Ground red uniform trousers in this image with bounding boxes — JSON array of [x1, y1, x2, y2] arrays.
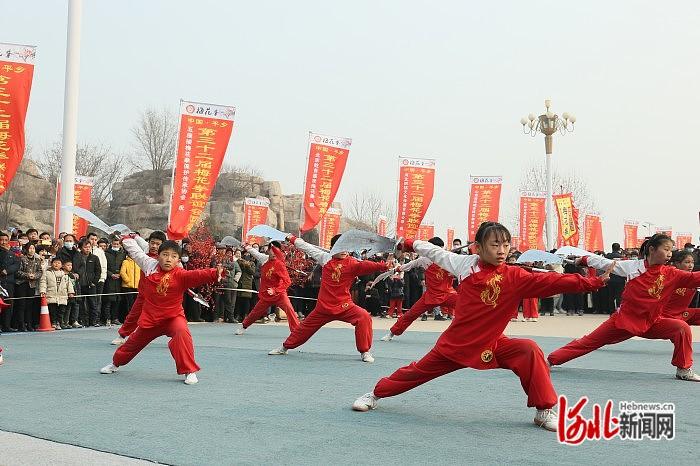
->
[[374, 336, 557, 409], [387, 298, 404, 317], [118, 294, 144, 338], [283, 304, 373, 353], [113, 314, 200, 374], [242, 294, 300, 330], [390, 293, 458, 336], [522, 298, 539, 319], [548, 317, 693, 369]]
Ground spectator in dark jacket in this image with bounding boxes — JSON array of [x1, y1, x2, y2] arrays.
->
[[605, 242, 626, 312], [56, 234, 80, 267], [102, 237, 126, 325], [74, 238, 102, 326], [0, 230, 21, 332]]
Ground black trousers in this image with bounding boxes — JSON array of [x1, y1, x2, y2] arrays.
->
[[1, 282, 15, 331], [80, 285, 98, 325]]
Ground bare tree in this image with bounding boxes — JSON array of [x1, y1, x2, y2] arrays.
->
[[34, 141, 131, 214], [346, 190, 395, 234], [0, 143, 32, 229], [519, 161, 597, 214], [131, 107, 178, 171], [217, 163, 264, 199]]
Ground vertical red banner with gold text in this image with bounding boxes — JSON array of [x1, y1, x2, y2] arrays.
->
[[301, 133, 351, 232], [319, 207, 341, 249], [468, 176, 503, 241], [655, 226, 672, 238], [416, 223, 434, 241], [167, 100, 235, 240], [377, 215, 388, 237], [0, 43, 36, 195], [446, 227, 455, 249], [676, 232, 693, 249], [553, 193, 579, 247], [396, 157, 436, 239], [623, 221, 639, 250], [242, 197, 270, 245], [583, 214, 604, 252], [518, 191, 546, 252], [53, 176, 94, 237]]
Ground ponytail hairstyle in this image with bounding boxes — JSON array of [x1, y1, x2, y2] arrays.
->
[[474, 221, 511, 246], [671, 249, 694, 265], [639, 234, 674, 259]]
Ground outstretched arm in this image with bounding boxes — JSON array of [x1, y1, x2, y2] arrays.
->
[[122, 237, 158, 276], [409, 239, 478, 278], [288, 235, 332, 266], [398, 256, 432, 272], [245, 245, 269, 265], [182, 268, 221, 289], [515, 266, 606, 299], [579, 255, 639, 279]]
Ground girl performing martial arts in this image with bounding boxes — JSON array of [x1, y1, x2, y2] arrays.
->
[[380, 237, 457, 341], [661, 249, 700, 326], [267, 233, 390, 363], [100, 236, 224, 385], [548, 234, 700, 382], [234, 241, 299, 335], [353, 222, 611, 431]]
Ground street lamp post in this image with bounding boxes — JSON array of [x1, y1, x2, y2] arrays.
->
[[520, 100, 576, 250]]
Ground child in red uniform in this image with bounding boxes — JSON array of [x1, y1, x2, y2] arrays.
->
[[385, 256, 405, 318], [548, 234, 700, 382], [268, 233, 390, 363], [353, 222, 611, 431], [662, 249, 700, 325], [110, 231, 166, 346], [522, 297, 540, 321], [380, 237, 457, 341], [100, 237, 223, 385], [235, 241, 299, 335]]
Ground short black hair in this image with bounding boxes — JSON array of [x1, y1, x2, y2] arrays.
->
[[428, 237, 444, 247], [474, 222, 511, 245], [158, 240, 181, 256], [330, 234, 342, 248], [51, 256, 63, 264], [40, 231, 51, 238], [78, 239, 91, 250], [0, 231, 8, 239], [97, 238, 109, 245], [63, 234, 76, 242], [672, 249, 694, 264], [62, 259, 72, 265], [87, 232, 98, 239], [26, 228, 38, 235], [149, 230, 167, 243], [269, 240, 282, 249]]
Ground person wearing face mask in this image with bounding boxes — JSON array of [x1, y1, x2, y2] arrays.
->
[[56, 234, 80, 268], [103, 237, 126, 326]]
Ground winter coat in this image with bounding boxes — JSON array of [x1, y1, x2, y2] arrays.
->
[[105, 247, 127, 294], [0, 247, 21, 287], [388, 274, 405, 299], [120, 256, 141, 289], [74, 252, 102, 288], [40, 269, 75, 305], [16, 254, 43, 289], [237, 259, 255, 298]]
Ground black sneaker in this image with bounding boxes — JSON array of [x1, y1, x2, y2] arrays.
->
[[420, 314, 428, 321], [434, 315, 446, 321]]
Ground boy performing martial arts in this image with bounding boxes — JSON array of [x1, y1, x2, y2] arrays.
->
[[380, 237, 457, 341], [234, 241, 299, 335], [352, 222, 612, 431], [268, 233, 390, 363], [100, 236, 224, 384]]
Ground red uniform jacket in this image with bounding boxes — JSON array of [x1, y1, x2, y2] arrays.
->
[[582, 255, 700, 334], [409, 239, 605, 369], [291, 236, 389, 313], [246, 245, 291, 300], [661, 285, 697, 320], [400, 257, 456, 305]]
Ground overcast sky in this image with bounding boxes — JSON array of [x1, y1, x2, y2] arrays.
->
[[5, 0, 700, 246]]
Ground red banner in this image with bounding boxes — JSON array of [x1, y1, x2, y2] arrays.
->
[[377, 215, 388, 237], [301, 132, 351, 232], [518, 191, 546, 252], [623, 221, 639, 250], [553, 193, 579, 247], [0, 43, 36, 196], [396, 157, 436, 239], [446, 227, 455, 249], [167, 100, 235, 240], [468, 176, 503, 241], [655, 226, 672, 238], [243, 197, 270, 245], [583, 214, 604, 252], [676, 232, 693, 249], [319, 207, 341, 249], [416, 223, 435, 241], [53, 176, 94, 237]]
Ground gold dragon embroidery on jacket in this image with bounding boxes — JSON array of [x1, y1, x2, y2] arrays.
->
[[331, 263, 343, 282], [265, 267, 275, 279], [648, 274, 665, 300], [675, 287, 686, 296], [480, 274, 502, 308]]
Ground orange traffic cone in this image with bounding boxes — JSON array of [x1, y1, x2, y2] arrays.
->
[[37, 296, 54, 332]]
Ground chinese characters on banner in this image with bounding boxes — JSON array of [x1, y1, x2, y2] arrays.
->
[[53, 176, 94, 238], [518, 191, 546, 252], [301, 132, 351, 232], [0, 43, 36, 196], [655, 226, 673, 238], [467, 176, 503, 241], [583, 214, 604, 252], [319, 207, 342, 249], [377, 215, 388, 237], [553, 193, 579, 247], [396, 157, 436, 239], [167, 100, 235, 240], [416, 223, 434, 241], [242, 197, 270, 245], [676, 232, 693, 249], [623, 221, 639, 250], [446, 227, 455, 249]]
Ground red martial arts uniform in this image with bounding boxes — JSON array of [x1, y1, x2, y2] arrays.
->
[[390, 257, 458, 336], [522, 298, 539, 319], [548, 255, 700, 369], [112, 238, 220, 374], [242, 245, 299, 330], [373, 240, 605, 409], [282, 236, 389, 353], [662, 286, 700, 325]]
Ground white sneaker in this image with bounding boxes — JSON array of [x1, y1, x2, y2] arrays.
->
[[510, 318, 519, 322], [100, 363, 119, 374], [234, 325, 245, 336], [184, 373, 198, 385], [531, 318, 539, 322], [534, 408, 558, 432], [111, 336, 126, 345], [268, 346, 288, 355], [0, 354, 4, 365], [676, 367, 700, 382], [352, 392, 379, 412], [361, 352, 375, 363], [380, 332, 394, 342]]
